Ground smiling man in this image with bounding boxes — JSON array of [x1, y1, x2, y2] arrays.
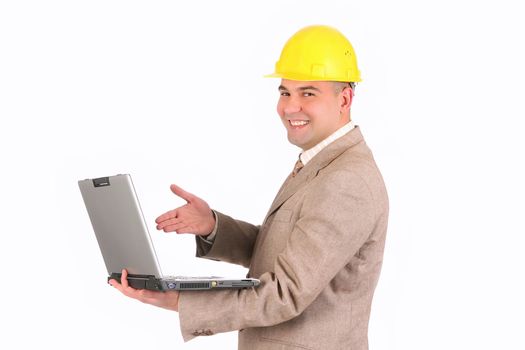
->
[[110, 25, 389, 350]]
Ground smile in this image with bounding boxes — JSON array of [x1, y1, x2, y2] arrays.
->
[[289, 120, 310, 127]]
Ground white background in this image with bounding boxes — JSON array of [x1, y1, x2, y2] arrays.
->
[[1, 1, 524, 349]]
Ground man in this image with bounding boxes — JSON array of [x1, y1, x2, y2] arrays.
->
[[110, 25, 388, 350]]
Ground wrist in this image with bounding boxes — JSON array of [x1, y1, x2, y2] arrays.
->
[[204, 210, 219, 241]]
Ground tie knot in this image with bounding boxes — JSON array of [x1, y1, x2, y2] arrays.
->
[[292, 158, 304, 177]]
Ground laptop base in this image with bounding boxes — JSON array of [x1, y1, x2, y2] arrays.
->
[[108, 272, 260, 291]]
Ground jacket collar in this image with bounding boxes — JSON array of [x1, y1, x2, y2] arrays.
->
[[265, 126, 365, 220]]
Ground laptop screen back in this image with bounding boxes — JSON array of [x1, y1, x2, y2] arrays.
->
[[78, 174, 163, 278]]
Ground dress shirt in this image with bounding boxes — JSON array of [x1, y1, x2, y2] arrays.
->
[[300, 120, 355, 165]]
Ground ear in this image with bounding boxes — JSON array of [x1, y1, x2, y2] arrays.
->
[[339, 86, 353, 114]]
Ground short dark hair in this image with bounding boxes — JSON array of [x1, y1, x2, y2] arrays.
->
[[333, 81, 356, 94]]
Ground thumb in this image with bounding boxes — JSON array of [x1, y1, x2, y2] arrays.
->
[[170, 184, 195, 203]]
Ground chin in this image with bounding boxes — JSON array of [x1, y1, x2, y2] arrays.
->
[[287, 136, 301, 148]]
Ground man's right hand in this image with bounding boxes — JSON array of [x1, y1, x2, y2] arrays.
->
[[155, 184, 216, 236]]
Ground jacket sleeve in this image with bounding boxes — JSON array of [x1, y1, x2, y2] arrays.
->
[[195, 211, 260, 268], [179, 170, 378, 342]]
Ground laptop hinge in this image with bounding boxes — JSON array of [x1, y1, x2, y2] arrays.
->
[[108, 273, 163, 291]]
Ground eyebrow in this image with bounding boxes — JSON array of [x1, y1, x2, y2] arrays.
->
[[278, 85, 321, 92]]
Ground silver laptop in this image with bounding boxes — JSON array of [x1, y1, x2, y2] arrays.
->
[[78, 174, 260, 291]]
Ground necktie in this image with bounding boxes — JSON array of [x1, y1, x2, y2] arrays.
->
[[292, 157, 304, 177]]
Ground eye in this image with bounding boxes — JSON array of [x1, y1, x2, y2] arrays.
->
[[302, 92, 315, 97], [280, 91, 290, 96]]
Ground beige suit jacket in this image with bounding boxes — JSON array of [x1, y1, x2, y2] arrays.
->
[[178, 127, 389, 350]]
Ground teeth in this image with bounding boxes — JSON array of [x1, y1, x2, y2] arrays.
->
[[290, 120, 309, 126]]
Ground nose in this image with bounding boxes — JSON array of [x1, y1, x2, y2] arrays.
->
[[279, 96, 302, 115]]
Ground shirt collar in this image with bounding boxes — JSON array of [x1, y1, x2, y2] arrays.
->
[[300, 121, 355, 166]]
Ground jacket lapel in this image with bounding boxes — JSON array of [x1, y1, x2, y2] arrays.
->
[[264, 126, 365, 220]]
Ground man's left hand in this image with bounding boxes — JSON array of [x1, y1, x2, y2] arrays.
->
[[109, 269, 179, 312]]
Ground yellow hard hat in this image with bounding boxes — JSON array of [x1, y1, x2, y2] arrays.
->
[[266, 25, 361, 82]]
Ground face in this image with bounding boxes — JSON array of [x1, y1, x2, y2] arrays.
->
[[277, 79, 353, 151]]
